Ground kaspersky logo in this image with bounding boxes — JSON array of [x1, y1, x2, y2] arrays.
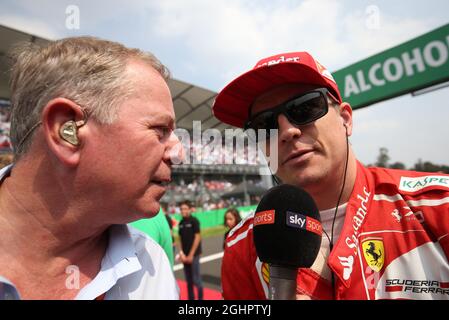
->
[[399, 175, 449, 192]]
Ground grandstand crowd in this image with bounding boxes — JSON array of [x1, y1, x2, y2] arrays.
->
[[163, 177, 263, 212], [0, 103, 12, 169], [182, 136, 263, 165], [0, 103, 11, 152]]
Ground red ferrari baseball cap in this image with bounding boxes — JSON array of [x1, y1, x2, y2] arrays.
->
[[212, 52, 342, 128]]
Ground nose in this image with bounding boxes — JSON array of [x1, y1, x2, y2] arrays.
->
[[278, 114, 302, 143], [164, 131, 185, 165]]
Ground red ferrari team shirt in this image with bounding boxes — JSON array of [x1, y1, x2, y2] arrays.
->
[[222, 161, 449, 300]]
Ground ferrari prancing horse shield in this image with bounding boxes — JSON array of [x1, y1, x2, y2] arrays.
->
[[362, 239, 385, 272]]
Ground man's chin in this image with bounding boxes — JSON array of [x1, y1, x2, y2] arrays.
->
[[126, 202, 161, 222], [141, 203, 161, 218]]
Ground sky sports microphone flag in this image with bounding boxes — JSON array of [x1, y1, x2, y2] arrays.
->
[[253, 184, 322, 299]]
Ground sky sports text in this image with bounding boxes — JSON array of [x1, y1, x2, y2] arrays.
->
[[286, 211, 322, 236]]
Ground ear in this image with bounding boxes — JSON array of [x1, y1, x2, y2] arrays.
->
[[339, 102, 353, 137], [41, 98, 86, 167]]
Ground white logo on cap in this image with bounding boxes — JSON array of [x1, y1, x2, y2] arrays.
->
[[315, 60, 337, 83], [256, 56, 300, 68], [322, 69, 336, 83]]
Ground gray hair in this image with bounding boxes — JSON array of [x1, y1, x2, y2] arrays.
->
[[8, 36, 170, 159]]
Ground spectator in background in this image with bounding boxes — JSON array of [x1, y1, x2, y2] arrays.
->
[[223, 208, 241, 249], [178, 200, 203, 300]]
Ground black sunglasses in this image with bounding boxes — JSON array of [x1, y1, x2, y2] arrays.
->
[[244, 88, 333, 137]]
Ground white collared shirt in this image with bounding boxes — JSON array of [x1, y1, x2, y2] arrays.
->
[[0, 164, 179, 300], [76, 224, 179, 300]]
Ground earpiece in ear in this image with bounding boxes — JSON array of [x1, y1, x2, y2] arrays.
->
[[59, 120, 79, 146]]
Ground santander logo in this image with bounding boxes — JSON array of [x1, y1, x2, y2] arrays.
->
[[256, 56, 300, 68], [345, 186, 371, 256], [338, 256, 354, 280]]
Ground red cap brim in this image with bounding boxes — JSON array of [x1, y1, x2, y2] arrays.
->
[[213, 61, 341, 128]]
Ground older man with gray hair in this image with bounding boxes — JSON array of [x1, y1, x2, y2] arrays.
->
[[0, 37, 182, 299]]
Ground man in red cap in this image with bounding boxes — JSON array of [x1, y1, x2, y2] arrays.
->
[[214, 52, 449, 300]]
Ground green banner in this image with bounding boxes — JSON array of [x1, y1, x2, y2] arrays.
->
[[333, 23, 449, 109]]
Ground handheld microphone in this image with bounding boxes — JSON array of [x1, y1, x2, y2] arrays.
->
[[0, 276, 20, 300], [253, 184, 322, 300]]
